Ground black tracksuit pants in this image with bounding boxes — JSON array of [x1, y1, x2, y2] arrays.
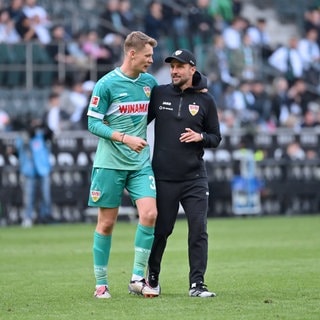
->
[[148, 178, 209, 286]]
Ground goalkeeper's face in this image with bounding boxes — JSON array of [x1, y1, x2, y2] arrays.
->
[[131, 44, 154, 74]]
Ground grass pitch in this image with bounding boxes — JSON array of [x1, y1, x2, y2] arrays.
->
[[0, 215, 319, 320]]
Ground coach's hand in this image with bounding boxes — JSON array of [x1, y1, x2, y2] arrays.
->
[[180, 128, 203, 143]]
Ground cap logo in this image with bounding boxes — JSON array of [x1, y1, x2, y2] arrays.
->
[[174, 50, 183, 56]]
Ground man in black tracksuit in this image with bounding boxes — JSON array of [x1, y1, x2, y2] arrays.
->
[[147, 49, 222, 297]]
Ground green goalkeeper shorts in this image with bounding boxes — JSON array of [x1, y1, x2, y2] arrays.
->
[[88, 166, 156, 208]]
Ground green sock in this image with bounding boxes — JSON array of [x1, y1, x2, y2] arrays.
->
[[132, 224, 154, 278], [93, 231, 111, 286]]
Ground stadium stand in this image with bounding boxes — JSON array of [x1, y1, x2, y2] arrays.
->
[[1, 129, 320, 225]]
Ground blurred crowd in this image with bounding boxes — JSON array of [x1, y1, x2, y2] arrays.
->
[[1, 0, 320, 136]]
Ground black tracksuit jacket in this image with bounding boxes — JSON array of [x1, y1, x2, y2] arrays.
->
[[148, 71, 222, 181]]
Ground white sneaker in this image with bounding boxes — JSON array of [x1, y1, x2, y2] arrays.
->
[[21, 218, 33, 228], [150, 284, 161, 295], [94, 285, 111, 298], [189, 282, 216, 298], [128, 279, 159, 298]]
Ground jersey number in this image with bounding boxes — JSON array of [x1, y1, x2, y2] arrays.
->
[[149, 175, 156, 190]]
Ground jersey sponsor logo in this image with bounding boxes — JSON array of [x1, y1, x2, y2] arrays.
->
[[143, 86, 151, 97], [189, 104, 199, 116], [90, 190, 101, 202], [159, 101, 173, 111], [118, 102, 148, 113], [90, 96, 100, 107], [159, 105, 173, 111]]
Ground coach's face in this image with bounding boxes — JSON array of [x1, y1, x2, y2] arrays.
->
[[131, 44, 154, 74], [169, 61, 196, 91]]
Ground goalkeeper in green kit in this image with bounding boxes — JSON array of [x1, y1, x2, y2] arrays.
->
[[86, 31, 159, 298]]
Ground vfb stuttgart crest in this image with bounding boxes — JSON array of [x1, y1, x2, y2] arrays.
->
[[143, 86, 151, 97], [189, 104, 199, 116], [91, 190, 101, 202]]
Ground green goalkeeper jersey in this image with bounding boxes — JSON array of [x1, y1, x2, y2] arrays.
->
[[87, 67, 158, 170]]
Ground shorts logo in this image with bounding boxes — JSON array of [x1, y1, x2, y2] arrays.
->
[[189, 104, 199, 116], [90, 96, 100, 107], [91, 190, 101, 202], [143, 86, 151, 97]]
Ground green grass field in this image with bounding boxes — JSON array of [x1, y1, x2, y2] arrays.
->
[[1, 215, 319, 320]]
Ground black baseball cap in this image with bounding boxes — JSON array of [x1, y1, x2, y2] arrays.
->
[[165, 49, 196, 66]]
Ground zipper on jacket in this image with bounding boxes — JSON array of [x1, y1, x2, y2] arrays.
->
[[177, 95, 183, 118]]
